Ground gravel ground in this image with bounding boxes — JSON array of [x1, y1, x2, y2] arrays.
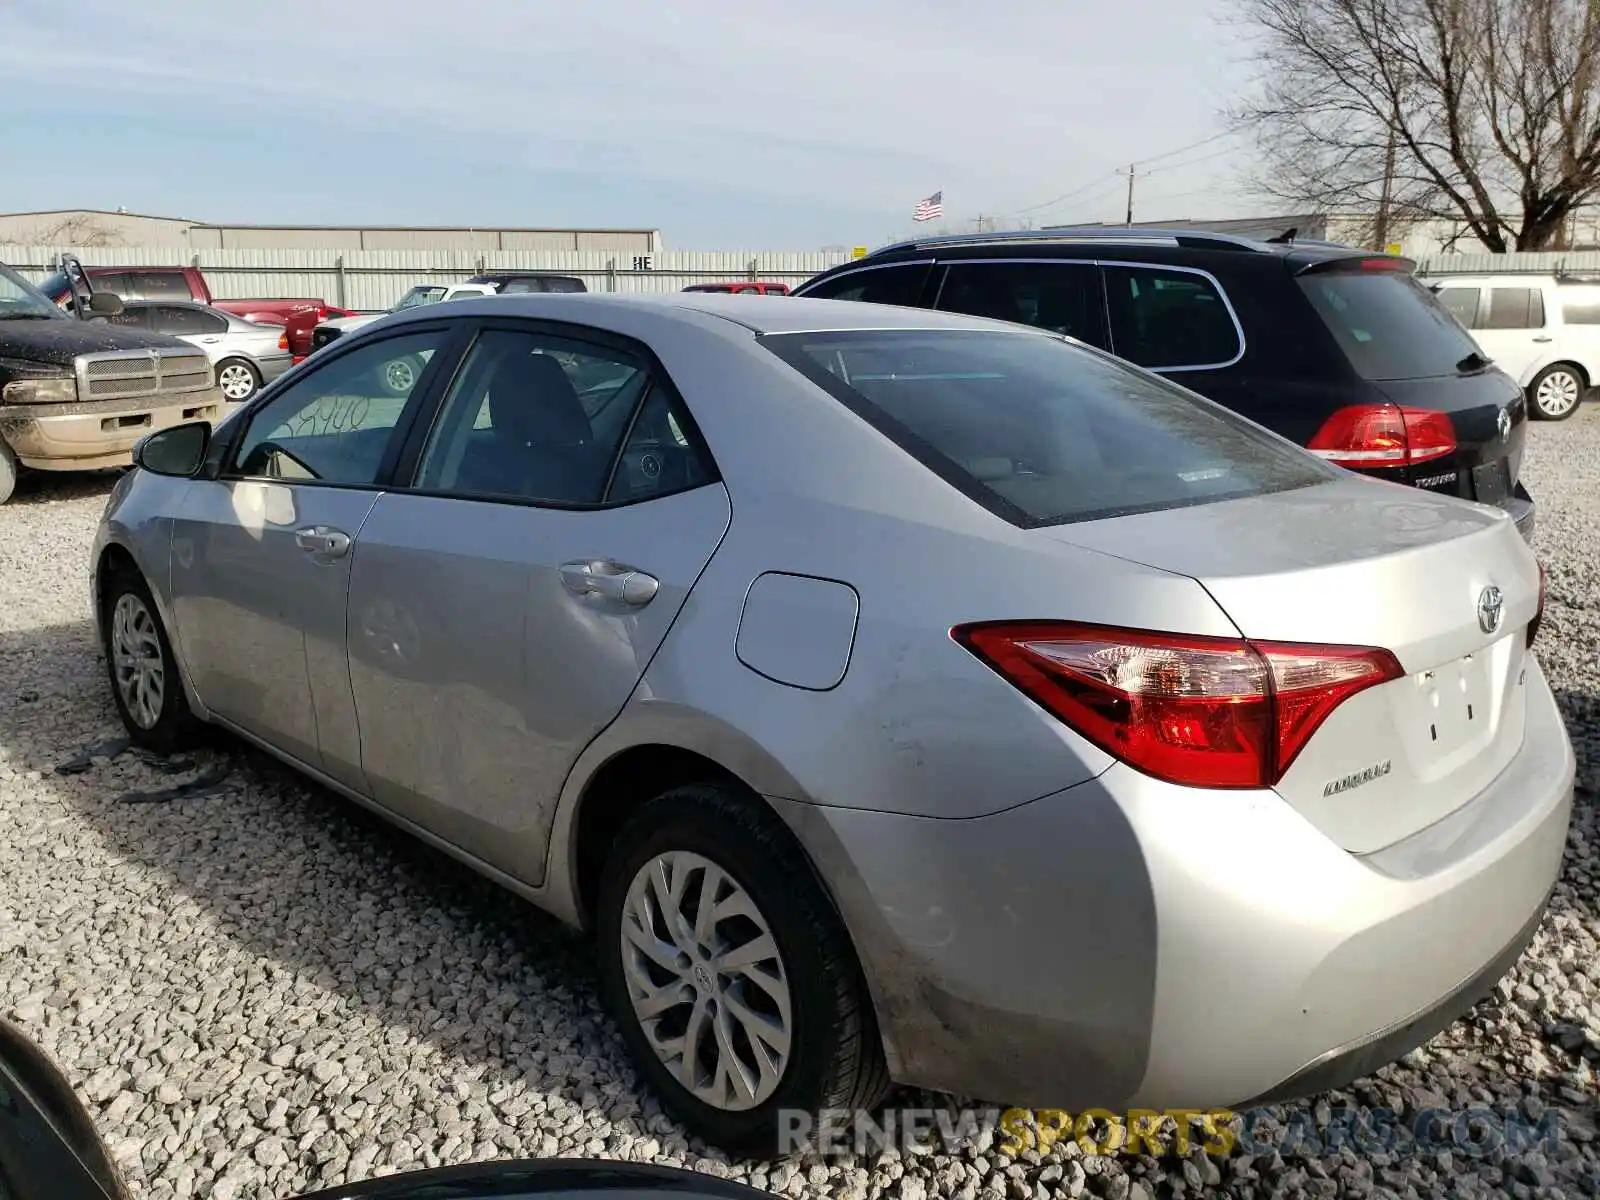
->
[[1, 414, 1597, 1200]]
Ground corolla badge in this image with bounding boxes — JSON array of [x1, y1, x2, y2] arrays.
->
[[1497, 407, 1512, 440], [1477, 584, 1504, 635]]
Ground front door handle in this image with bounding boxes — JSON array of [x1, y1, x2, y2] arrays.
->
[[559, 560, 659, 606], [201, 336, 222, 343], [295, 525, 352, 560], [1532, 335, 1553, 343]]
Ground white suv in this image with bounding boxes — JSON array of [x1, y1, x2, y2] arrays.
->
[[1428, 273, 1600, 420]]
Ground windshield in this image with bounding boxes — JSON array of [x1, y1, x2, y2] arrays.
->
[[0, 264, 70, 320], [1296, 268, 1485, 381], [394, 286, 447, 310], [761, 328, 1337, 527]]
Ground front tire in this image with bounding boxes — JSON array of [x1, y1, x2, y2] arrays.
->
[[595, 784, 889, 1157], [1528, 362, 1585, 420], [101, 563, 201, 754], [216, 358, 261, 402]]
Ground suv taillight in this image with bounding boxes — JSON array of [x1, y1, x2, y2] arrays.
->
[[1528, 561, 1548, 649], [1307, 403, 1457, 467], [953, 621, 1404, 789]]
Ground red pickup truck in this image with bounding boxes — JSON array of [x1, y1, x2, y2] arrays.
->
[[35, 264, 353, 361]]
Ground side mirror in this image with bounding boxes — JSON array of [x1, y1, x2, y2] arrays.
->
[[133, 422, 210, 477], [87, 292, 124, 317]]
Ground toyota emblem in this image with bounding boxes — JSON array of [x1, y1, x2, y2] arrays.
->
[[1496, 407, 1512, 440], [1477, 585, 1504, 635]]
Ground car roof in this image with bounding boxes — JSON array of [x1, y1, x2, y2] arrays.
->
[[833, 227, 1395, 273], [378, 290, 1058, 337]]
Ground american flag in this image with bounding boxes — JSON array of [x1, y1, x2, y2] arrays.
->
[[912, 191, 944, 222]]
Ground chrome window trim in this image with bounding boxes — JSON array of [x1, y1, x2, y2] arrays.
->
[[791, 258, 936, 298], [928, 256, 1247, 373]]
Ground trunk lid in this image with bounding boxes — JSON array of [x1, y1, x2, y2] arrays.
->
[[1047, 476, 1541, 852]]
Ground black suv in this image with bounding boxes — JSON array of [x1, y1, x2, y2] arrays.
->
[[794, 228, 1535, 540]]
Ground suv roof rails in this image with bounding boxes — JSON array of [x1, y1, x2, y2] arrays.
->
[[864, 226, 1272, 257]]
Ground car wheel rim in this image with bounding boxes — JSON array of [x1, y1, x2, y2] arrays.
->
[[1536, 370, 1580, 415], [385, 360, 415, 392], [218, 364, 255, 400], [111, 593, 165, 730], [620, 850, 792, 1112]]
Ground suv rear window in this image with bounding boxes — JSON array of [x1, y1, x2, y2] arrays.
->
[[1296, 269, 1484, 381], [760, 328, 1335, 527]]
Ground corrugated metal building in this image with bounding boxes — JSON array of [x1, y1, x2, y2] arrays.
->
[[0, 210, 661, 254]]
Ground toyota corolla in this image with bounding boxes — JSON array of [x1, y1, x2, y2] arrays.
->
[[91, 293, 1574, 1155]]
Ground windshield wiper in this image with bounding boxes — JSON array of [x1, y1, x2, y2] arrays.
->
[[0, 311, 64, 320], [1456, 350, 1491, 372]]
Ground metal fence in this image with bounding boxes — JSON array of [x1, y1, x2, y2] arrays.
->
[[10, 243, 1600, 311], [2, 246, 855, 312]]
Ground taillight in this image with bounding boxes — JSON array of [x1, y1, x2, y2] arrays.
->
[[1528, 561, 1547, 649], [278, 333, 290, 350], [1307, 403, 1456, 467], [953, 621, 1404, 789]]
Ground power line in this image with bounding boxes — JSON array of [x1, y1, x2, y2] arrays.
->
[[1131, 129, 1239, 169], [1012, 129, 1244, 219], [1140, 144, 1240, 177]]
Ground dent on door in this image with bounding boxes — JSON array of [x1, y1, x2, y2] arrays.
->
[[344, 484, 733, 887]]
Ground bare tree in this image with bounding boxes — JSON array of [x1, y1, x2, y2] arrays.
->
[[1228, 0, 1600, 251], [15, 215, 126, 247]]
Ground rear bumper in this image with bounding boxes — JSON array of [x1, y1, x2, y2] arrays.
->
[[257, 354, 294, 385], [778, 656, 1574, 1109], [0, 390, 234, 470]]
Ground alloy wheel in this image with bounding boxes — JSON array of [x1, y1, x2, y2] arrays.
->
[[111, 593, 165, 730], [619, 850, 793, 1112], [217, 362, 257, 401], [384, 359, 416, 393], [1535, 369, 1581, 418]]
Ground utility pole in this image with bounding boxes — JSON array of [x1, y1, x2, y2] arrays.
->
[[1121, 164, 1136, 225], [1374, 118, 1398, 251]]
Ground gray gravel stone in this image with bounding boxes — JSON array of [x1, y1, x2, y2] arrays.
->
[[0, 414, 1598, 1200]]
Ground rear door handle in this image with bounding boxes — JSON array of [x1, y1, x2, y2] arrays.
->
[[295, 525, 352, 560], [559, 560, 659, 606], [1532, 335, 1553, 343], [201, 336, 222, 343]]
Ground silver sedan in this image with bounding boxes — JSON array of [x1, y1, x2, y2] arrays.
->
[[91, 293, 1575, 1155], [111, 300, 294, 401]]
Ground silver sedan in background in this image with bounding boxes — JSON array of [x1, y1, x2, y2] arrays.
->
[[91, 293, 1574, 1155], [111, 300, 294, 402]]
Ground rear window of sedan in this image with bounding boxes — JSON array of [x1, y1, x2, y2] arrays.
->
[[759, 328, 1337, 527]]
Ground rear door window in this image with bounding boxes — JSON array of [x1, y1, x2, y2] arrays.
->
[[934, 261, 1108, 348], [759, 328, 1335, 527], [152, 305, 228, 335], [1103, 266, 1241, 369], [798, 263, 933, 307], [1295, 268, 1486, 381], [1483, 287, 1545, 329], [133, 271, 196, 302], [1434, 286, 1483, 329]]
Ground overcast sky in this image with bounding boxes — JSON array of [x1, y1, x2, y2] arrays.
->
[[3, 0, 1265, 248]]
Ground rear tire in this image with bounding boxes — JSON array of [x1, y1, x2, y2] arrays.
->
[[0, 438, 16, 505], [216, 358, 261, 402], [595, 784, 890, 1157], [1528, 363, 1585, 420], [101, 562, 201, 754]]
